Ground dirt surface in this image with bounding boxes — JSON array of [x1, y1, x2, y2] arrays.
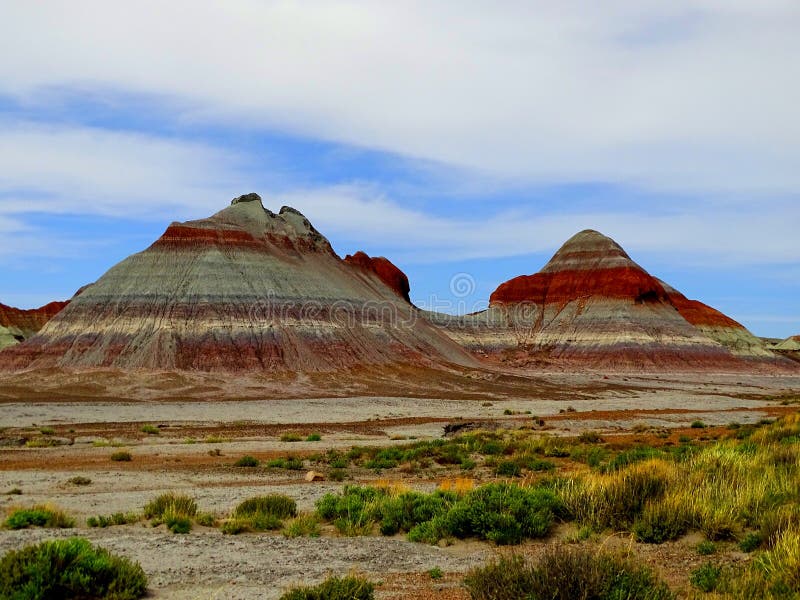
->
[[1, 369, 799, 598]]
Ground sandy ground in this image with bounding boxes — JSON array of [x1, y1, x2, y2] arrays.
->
[[0, 527, 489, 599], [1, 370, 799, 598]]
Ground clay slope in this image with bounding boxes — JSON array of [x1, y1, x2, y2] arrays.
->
[[0, 194, 475, 372], [431, 230, 790, 371], [0, 301, 69, 349]]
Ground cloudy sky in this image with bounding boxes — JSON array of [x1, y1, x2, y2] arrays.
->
[[1, 1, 798, 337]]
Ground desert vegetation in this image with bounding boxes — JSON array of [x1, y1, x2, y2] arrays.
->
[[2, 410, 797, 597], [0, 537, 147, 599]]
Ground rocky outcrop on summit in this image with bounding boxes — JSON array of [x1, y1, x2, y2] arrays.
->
[[344, 252, 411, 303], [0, 194, 475, 372], [432, 230, 788, 370], [0, 301, 69, 349]]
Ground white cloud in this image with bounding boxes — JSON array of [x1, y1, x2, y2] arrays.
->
[[0, 121, 244, 220], [280, 184, 800, 266], [1, 1, 799, 194]]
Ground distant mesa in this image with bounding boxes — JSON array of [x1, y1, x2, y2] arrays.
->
[[344, 251, 411, 303], [432, 229, 793, 371], [0, 195, 474, 372]]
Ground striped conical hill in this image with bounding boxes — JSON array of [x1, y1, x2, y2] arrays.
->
[[431, 230, 792, 371], [0, 194, 475, 372]]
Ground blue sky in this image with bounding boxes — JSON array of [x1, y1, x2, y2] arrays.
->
[[0, 1, 798, 337]]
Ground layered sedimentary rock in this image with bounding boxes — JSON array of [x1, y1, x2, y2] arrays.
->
[[772, 336, 800, 364], [657, 282, 772, 357], [432, 230, 787, 370], [344, 251, 411, 303], [0, 194, 474, 372], [775, 336, 800, 352], [0, 301, 69, 349]]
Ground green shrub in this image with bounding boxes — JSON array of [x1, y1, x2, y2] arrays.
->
[[67, 476, 92, 486], [110, 451, 132, 462], [195, 512, 216, 527], [739, 532, 762, 553], [697, 541, 717, 556], [143, 492, 198, 520], [578, 431, 604, 444], [496, 460, 521, 477], [690, 563, 722, 593], [280, 575, 374, 600], [221, 518, 250, 535], [234, 455, 259, 467], [280, 433, 302, 442], [691, 421, 707, 429], [439, 483, 560, 545], [306, 433, 322, 442], [464, 548, 673, 600], [0, 537, 147, 600], [140, 425, 160, 435], [4, 506, 74, 530], [329, 468, 347, 482], [428, 567, 443, 580], [267, 457, 304, 470], [632, 501, 687, 544], [226, 495, 297, 533], [316, 483, 560, 545], [165, 511, 192, 534], [235, 495, 297, 520], [39, 427, 55, 435], [87, 513, 139, 528], [283, 514, 321, 538], [603, 446, 662, 473]]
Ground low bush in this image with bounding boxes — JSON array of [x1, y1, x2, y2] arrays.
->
[[0, 537, 147, 599], [143, 492, 198, 521], [329, 468, 347, 482], [235, 495, 297, 520], [267, 457, 304, 470], [110, 451, 132, 462], [738, 532, 761, 553], [234, 455, 259, 467], [4, 506, 74, 530], [280, 433, 303, 442], [317, 483, 560, 545], [697, 540, 717, 556], [463, 548, 673, 600], [306, 433, 322, 442], [282, 514, 321, 538], [224, 495, 298, 534], [559, 459, 675, 531], [164, 511, 192, 534], [87, 513, 139, 528], [632, 497, 687, 544], [495, 460, 521, 477], [140, 425, 160, 435], [690, 563, 722, 593], [280, 575, 374, 600], [67, 476, 92, 486]]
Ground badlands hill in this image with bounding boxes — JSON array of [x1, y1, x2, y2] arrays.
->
[[431, 230, 791, 371], [0, 301, 69, 350], [0, 194, 475, 372]]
